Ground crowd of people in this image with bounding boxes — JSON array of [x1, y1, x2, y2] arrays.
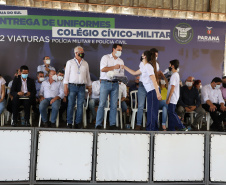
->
[[0, 44, 225, 131]]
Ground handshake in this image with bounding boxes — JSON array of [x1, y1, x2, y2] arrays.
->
[[114, 64, 125, 69]]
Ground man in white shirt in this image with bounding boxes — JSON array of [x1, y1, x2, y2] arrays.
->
[[88, 80, 100, 124], [95, 44, 124, 129], [37, 56, 55, 79], [64, 46, 92, 129], [39, 70, 64, 128], [202, 77, 226, 131], [166, 59, 187, 131]]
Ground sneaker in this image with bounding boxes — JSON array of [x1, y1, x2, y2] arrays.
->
[[67, 124, 72, 129], [125, 124, 130, 129], [51, 123, 56, 128], [179, 127, 188, 131]]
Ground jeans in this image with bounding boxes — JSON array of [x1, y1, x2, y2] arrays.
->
[[88, 98, 99, 121], [121, 101, 127, 113], [12, 97, 31, 121], [0, 99, 6, 114], [136, 82, 147, 126], [96, 81, 119, 127], [67, 84, 85, 124], [168, 103, 185, 131], [159, 100, 168, 125], [146, 90, 159, 131], [39, 98, 61, 123]]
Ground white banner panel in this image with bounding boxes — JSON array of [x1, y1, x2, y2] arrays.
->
[[210, 134, 226, 182], [36, 131, 93, 181], [153, 134, 204, 181], [96, 133, 150, 181], [0, 130, 31, 181]]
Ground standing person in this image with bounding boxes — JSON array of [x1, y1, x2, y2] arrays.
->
[[202, 77, 226, 131], [95, 44, 124, 129], [166, 60, 187, 131], [64, 46, 92, 129], [0, 75, 6, 116], [123, 50, 161, 131], [10, 65, 36, 127], [37, 56, 55, 79]]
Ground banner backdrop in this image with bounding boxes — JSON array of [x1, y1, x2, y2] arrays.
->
[[0, 5, 225, 85]]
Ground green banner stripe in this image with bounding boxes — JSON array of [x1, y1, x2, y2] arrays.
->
[[0, 15, 115, 30]]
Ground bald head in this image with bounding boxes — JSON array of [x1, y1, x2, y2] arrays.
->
[[186, 76, 194, 82]]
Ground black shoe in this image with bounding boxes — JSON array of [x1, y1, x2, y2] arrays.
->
[[109, 125, 117, 130], [51, 123, 56, 128], [96, 125, 102, 129], [25, 120, 31, 127], [67, 124, 72, 129], [12, 120, 18, 127], [44, 122, 50, 128], [74, 123, 82, 129]]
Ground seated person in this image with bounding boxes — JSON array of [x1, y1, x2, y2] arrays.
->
[[37, 56, 55, 79], [88, 80, 100, 124], [202, 77, 226, 131], [56, 70, 67, 120], [194, 79, 202, 94], [0, 75, 6, 116], [177, 76, 205, 129], [10, 65, 36, 127], [158, 71, 168, 131], [39, 70, 64, 128]]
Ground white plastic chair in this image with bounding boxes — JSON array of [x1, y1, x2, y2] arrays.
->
[[103, 91, 123, 129], [38, 106, 59, 127], [72, 89, 89, 128], [130, 90, 138, 129]]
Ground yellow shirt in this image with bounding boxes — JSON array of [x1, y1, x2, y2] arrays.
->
[[161, 87, 167, 100]]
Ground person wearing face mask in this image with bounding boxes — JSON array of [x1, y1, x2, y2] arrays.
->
[[123, 50, 162, 131], [37, 56, 55, 79], [95, 44, 124, 130], [193, 80, 202, 92], [10, 65, 36, 127], [158, 71, 168, 131], [39, 70, 64, 128], [202, 77, 226, 131], [166, 60, 187, 131], [150, 48, 160, 72], [176, 76, 205, 130], [64, 46, 92, 129], [35, 71, 45, 100]]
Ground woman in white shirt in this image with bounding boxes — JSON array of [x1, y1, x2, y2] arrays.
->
[[0, 75, 6, 115], [123, 51, 161, 131]]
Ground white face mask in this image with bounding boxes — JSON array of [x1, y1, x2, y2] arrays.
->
[[58, 76, 63, 81], [156, 57, 158, 60], [45, 59, 51, 64], [160, 80, 166, 85], [200, 85, 202, 89], [215, 84, 221, 90], [186, 81, 193, 87], [39, 77, 44, 82], [52, 74, 58, 81], [115, 51, 122, 58]]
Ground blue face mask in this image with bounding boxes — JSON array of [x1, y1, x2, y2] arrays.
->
[[21, 74, 28, 79]]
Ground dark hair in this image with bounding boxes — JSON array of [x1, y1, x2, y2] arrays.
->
[[57, 69, 65, 75], [43, 56, 49, 60], [37, 71, 44, 76], [211, 77, 222, 83], [20, 65, 29, 72], [170, 59, 179, 70], [150, 48, 158, 53], [193, 80, 201, 87], [222, 76, 226, 80], [112, 44, 122, 51], [144, 50, 158, 83]]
